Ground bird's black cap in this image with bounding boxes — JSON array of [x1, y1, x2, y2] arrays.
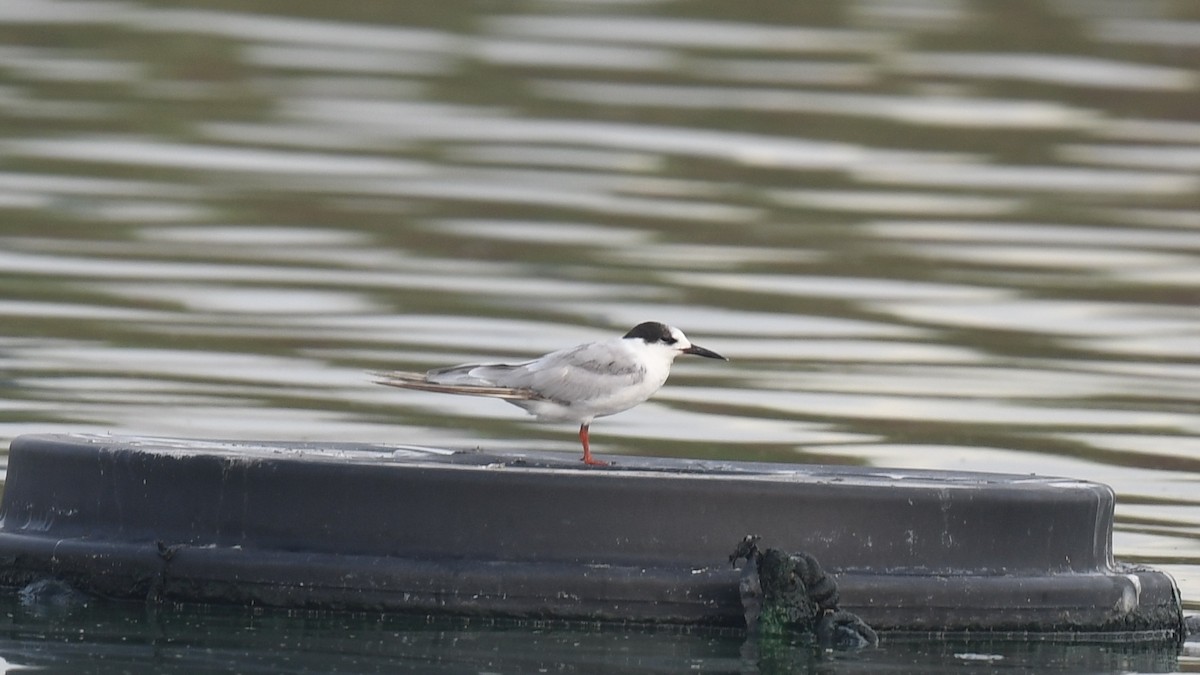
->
[[623, 322, 727, 360], [623, 321, 677, 344]]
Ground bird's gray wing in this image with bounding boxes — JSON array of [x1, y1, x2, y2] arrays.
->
[[486, 341, 647, 405]]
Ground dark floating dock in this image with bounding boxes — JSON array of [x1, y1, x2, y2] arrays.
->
[[0, 434, 1185, 639]]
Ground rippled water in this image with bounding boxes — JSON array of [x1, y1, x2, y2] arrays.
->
[[1, 0, 1198, 671]]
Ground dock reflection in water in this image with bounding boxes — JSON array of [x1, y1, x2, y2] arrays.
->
[[0, 593, 1187, 674], [0, 0, 1197, 671]]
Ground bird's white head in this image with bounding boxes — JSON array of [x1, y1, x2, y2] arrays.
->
[[621, 322, 727, 361]]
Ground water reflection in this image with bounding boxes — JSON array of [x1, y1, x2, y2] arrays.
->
[[484, 15, 896, 53], [0, 595, 1185, 675], [0, 0, 1198, 668], [892, 52, 1197, 90], [6, 137, 430, 176]]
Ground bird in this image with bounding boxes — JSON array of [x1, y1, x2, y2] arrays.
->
[[373, 321, 727, 466]]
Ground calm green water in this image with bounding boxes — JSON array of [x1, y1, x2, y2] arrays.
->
[[0, 596, 1189, 674], [1, 0, 1198, 671]]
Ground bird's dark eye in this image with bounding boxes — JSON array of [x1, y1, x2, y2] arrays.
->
[[660, 328, 677, 345]]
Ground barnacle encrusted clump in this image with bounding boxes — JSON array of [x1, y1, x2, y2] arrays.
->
[[730, 535, 877, 650]]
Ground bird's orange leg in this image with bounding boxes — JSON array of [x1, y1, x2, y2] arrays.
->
[[579, 424, 608, 466]]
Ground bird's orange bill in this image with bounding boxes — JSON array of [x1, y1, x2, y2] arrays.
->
[[371, 371, 546, 401]]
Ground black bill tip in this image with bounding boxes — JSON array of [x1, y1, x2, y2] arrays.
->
[[683, 344, 727, 360]]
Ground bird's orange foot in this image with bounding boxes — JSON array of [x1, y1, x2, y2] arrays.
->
[[578, 424, 607, 466]]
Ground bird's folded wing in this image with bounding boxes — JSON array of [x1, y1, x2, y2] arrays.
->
[[371, 371, 545, 401]]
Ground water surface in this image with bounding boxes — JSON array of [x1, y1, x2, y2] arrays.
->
[[0, 0, 1197, 671]]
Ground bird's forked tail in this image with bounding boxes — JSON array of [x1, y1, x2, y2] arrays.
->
[[371, 371, 544, 401]]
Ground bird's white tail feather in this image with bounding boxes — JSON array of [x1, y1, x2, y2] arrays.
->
[[425, 363, 515, 386], [371, 371, 543, 401]]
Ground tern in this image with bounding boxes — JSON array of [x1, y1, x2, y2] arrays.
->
[[374, 321, 727, 466]]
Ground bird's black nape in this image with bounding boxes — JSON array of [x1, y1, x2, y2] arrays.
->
[[623, 321, 676, 345]]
